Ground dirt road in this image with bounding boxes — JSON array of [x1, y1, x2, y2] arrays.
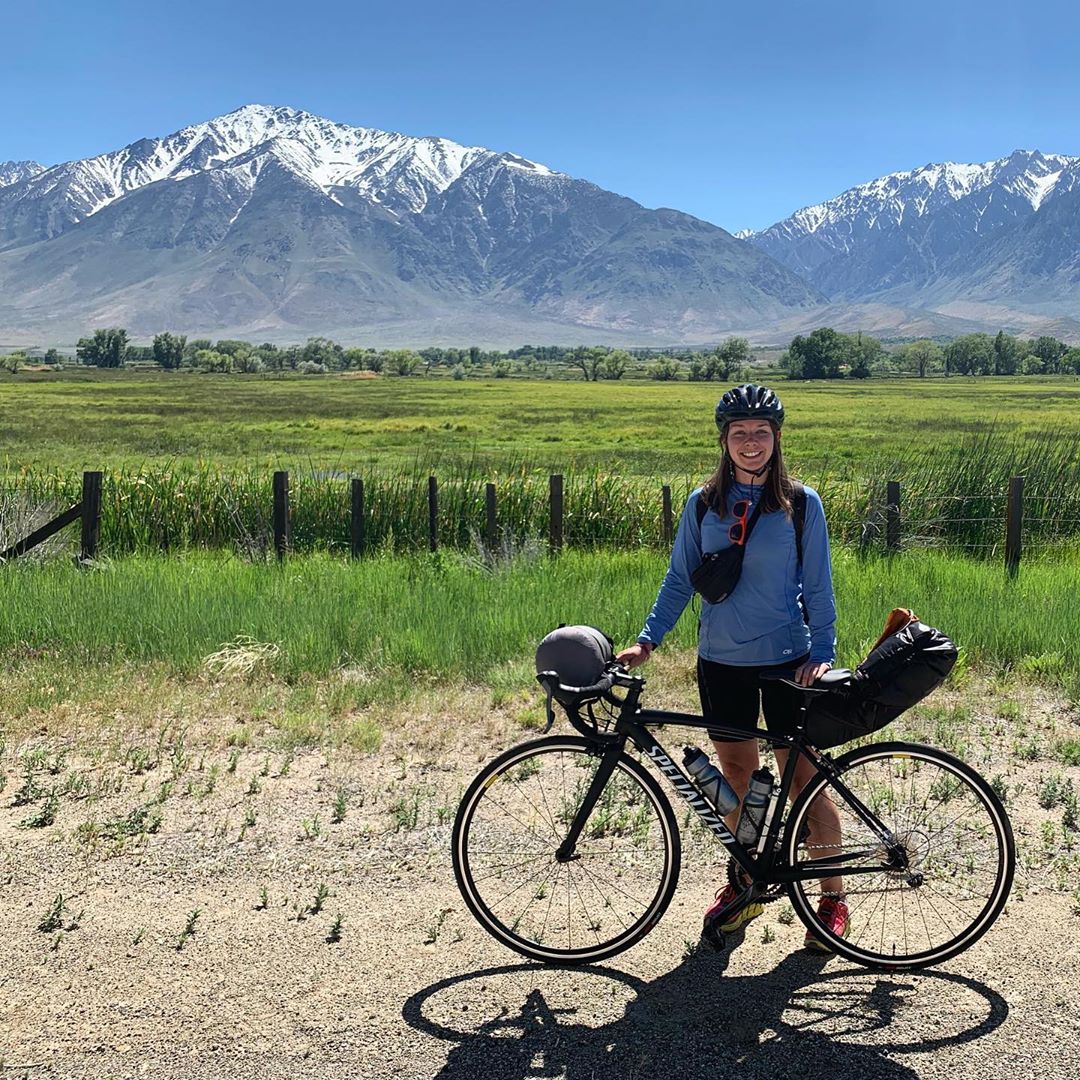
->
[[2, 711, 1078, 1080]]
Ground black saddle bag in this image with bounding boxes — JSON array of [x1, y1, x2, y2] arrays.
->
[[806, 610, 958, 749]]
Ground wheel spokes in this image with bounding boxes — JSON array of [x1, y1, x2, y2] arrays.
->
[[462, 747, 672, 956], [794, 751, 1007, 963]]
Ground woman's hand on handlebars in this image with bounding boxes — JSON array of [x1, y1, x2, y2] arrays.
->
[[793, 660, 831, 687], [616, 642, 654, 670]]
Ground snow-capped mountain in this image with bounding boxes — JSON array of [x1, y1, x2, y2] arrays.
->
[[0, 104, 824, 343], [0, 104, 558, 243], [0, 160, 44, 188], [746, 150, 1080, 299]]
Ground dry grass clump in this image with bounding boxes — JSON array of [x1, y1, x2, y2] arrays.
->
[[203, 636, 281, 679]]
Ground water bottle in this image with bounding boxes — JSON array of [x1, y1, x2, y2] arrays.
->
[[683, 747, 739, 816], [736, 767, 774, 847]]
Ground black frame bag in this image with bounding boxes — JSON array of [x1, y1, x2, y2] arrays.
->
[[689, 497, 764, 604], [806, 610, 958, 749]]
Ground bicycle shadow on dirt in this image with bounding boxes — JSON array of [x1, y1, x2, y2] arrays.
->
[[402, 936, 1009, 1080]]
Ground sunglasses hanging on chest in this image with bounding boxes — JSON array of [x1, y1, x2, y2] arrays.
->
[[689, 495, 766, 604]]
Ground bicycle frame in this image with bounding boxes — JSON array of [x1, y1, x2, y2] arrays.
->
[[556, 677, 909, 890]]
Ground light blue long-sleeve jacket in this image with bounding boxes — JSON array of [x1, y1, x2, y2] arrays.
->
[[638, 481, 837, 666]]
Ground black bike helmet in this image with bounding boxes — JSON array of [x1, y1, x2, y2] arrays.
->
[[535, 625, 614, 701], [714, 384, 785, 431]]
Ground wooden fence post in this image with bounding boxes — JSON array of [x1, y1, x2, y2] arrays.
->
[[428, 475, 438, 553], [549, 474, 564, 555], [485, 482, 497, 550], [351, 478, 364, 559], [661, 485, 673, 547], [886, 480, 901, 553], [1005, 475, 1024, 578], [273, 471, 290, 559], [80, 470, 102, 560]]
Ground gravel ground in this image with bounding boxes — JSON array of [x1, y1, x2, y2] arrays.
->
[[2, 703, 1078, 1080]]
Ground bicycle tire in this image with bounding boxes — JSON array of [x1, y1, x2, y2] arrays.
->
[[783, 741, 1015, 970], [452, 735, 681, 964]]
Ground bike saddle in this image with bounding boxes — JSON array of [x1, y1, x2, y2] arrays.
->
[[812, 668, 854, 687], [764, 668, 854, 694]]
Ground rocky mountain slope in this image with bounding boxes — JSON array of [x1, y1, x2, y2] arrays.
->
[[0, 160, 43, 188], [746, 151, 1080, 324], [0, 106, 823, 344]]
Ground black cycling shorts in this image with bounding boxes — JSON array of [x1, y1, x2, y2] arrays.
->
[[697, 653, 810, 743]]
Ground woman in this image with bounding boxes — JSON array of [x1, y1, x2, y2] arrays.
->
[[616, 383, 848, 950]]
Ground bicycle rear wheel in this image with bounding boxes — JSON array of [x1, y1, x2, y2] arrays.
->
[[784, 741, 1014, 969], [452, 735, 680, 964]]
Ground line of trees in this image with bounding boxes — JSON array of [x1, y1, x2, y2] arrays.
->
[[782, 327, 1080, 379], [32, 330, 758, 381], [6, 325, 1080, 381], [73, 332, 434, 376]]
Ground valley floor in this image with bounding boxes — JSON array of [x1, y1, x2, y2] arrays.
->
[[1, 668, 1077, 1079]]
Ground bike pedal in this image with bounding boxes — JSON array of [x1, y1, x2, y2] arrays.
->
[[700, 921, 729, 952]]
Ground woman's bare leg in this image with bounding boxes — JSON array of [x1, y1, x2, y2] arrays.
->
[[774, 748, 843, 896]]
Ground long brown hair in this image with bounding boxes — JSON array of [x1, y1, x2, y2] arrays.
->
[[701, 420, 795, 516]]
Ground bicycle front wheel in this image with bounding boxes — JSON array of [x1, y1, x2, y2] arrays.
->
[[452, 735, 681, 964], [784, 741, 1015, 969]]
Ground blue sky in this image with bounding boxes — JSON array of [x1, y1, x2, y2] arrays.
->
[[5, 0, 1079, 230]]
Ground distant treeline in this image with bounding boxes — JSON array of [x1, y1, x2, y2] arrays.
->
[[3, 326, 1079, 380], [781, 327, 1080, 379], [1, 332, 754, 381]]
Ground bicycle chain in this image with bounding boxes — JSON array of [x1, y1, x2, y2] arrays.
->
[[725, 838, 854, 903], [726, 857, 786, 902]]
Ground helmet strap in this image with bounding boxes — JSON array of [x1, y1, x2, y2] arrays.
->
[[724, 442, 775, 483], [726, 453, 772, 483]]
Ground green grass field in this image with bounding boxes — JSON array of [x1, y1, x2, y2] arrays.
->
[[8, 369, 1080, 555], [4, 547, 1079, 689], [8, 367, 1080, 475]]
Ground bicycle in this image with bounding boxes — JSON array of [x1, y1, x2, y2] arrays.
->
[[451, 663, 1015, 971]]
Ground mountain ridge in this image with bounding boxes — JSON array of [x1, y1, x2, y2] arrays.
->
[[0, 104, 824, 344], [745, 149, 1080, 306], [6, 114, 1080, 345], [0, 160, 44, 188]]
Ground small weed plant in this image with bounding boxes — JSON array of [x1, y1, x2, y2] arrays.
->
[[326, 914, 344, 944], [176, 909, 201, 950], [18, 793, 58, 829], [311, 883, 330, 915], [424, 907, 453, 945], [38, 895, 69, 933]]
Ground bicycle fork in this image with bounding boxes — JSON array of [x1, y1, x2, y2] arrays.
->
[[553, 744, 624, 863]]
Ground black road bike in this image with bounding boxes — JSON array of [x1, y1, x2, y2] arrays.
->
[[451, 666, 1015, 970]]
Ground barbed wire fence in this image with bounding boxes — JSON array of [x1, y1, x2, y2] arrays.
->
[[2, 470, 1069, 575]]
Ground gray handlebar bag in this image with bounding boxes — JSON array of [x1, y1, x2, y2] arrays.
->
[[807, 615, 958, 750], [535, 625, 614, 705]]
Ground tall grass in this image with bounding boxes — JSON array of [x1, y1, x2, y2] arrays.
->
[[0, 460, 676, 556], [847, 429, 1080, 556], [4, 432, 1080, 557], [4, 547, 1080, 693]]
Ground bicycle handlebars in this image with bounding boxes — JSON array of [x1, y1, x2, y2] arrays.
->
[[535, 666, 638, 735]]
